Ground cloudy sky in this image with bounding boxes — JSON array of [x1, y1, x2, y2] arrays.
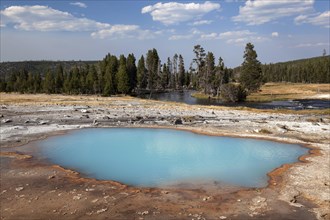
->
[[1, 0, 329, 67]]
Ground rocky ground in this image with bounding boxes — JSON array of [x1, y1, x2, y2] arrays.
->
[[0, 93, 329, 220]]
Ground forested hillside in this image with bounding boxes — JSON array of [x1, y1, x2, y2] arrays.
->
[[261, 56, 330, 83], [0, 60, 97, 77]]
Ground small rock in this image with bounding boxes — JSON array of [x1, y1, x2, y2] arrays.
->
[[15, 187, 24, 192], [219, 216, 227, 219], [0, 114, 4, 118], [82, 114, 89, 118], [173, 118, 183, 125], [136, 116, 143, 120], [2, 119, 12, 123], [102, 116, 110, 120], [91, 199, 98, 203], [252, 196, 266, 204], [278, 124, 291, 131], [48, 175, 55, 179], [161, 191, 169, 194], [96, 208, 107, 214], [73, 195, 81, 200], [140, 211, 149, 215], [93, 119, 98, 124], [85, 188, 95, 192], [39, 120, 49, 125], [80, 109, 89, 113]]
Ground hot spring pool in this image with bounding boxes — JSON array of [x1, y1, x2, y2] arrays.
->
[[32, 128, 308, 188]]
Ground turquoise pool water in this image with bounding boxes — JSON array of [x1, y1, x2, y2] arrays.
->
[[36, 128, 308, 188]]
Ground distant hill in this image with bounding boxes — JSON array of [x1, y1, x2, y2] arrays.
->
[[233, 56, 330, 83], [0, 60, 98, 78]]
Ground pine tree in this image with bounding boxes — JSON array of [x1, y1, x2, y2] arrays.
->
[[137, 55, 147, 89], [116, 55, 130, 94], [6, 71, 18, 92], [86, 65, 98, 94], [193, 45, 206, 90], [178, 55, 185, 88], [126, 53, 137, 92], [33, 72, 41, 93], [26, 72, 34, 93], [205, 52, 215, 94], [0, 78, 6, 92], [79, 64, 88, 94], [239, 43, 263, 93], [103, 56, 118, 96], [172, 54, 178, 88], [54, 64, 64, 93], [166, 57, 174, 89], [71, 66, 81, 94], [214, 57, 226, 97], [161, 63, 169, 89], [146, 49, 159, 90], [17, 68, 28, 93], [43, 69, 55, 94], [63, 71, 73, 94]]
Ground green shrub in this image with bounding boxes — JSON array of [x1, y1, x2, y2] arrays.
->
[[220, 84, 247, 102]]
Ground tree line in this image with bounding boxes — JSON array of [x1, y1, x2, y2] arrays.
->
[[0, 51, 187, 95], [0, 43, 265, 102], [0, 46, 233, 97], [261, 56, 329, 83]]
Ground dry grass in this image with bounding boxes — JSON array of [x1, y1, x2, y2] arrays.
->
[[247, 83, 330, 102], [0, 93, 137, 106], [191, 83, 330, 102]]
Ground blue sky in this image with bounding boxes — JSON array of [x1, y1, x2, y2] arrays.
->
[[1, 0, 329, 67]]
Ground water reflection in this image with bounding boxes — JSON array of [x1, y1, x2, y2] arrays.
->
[[139, 90, 330, 110]]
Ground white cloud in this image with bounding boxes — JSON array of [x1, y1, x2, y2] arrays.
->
[[219, 30, 255, 38], [271, 32, 279, 37], [141, 1, 220, 25], [191, 20, 213, 26], [195, 29, 268, 43], [1, 5, 160, 40], [170, 28, 205, 40], [295, 11, 330, 28], [92, 25, 157, 40], [232, 0, 314, 25], [169, 34, 193, 40], [0, 5, 109, 31], [219, 30, 267, 44], [70, 2, 87, 8], [199, 33, 219, 40], [293, 42, 330, 48], [190, 28, 202, 35]]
